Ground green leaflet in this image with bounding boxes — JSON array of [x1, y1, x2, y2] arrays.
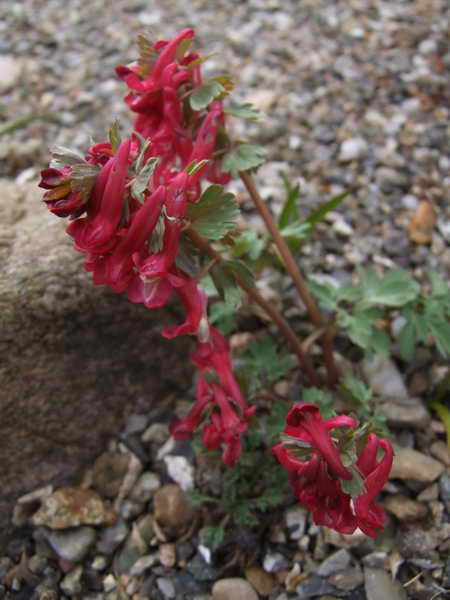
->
[[187, 184, 239, 240], [222, 143, 267, 176], [190, 81, 225, 111], [224, 102, 260, 120]]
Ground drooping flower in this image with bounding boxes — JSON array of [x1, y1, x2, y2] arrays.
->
[[273, 403, 393, 537]]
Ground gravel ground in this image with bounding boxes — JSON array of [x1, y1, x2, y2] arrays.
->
[[1, 1, 450, 598]]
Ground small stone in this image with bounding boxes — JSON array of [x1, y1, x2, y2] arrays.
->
[[159, 543, 176, 567], [439, 474, 450, 503], [96, 520, 129, 555], [247, 89, 277, 111], [317, 549, 351, 576], [124, 414, 148, 435], [142, 423, 169, 444], [157, 577, 176, 598], [408, 201, 436, 245], [390, 447, 444, 483], [31, 487, 116, 529], [384, 495, 427, 521], [376, 167, 408, 188], [296, 575, 338, 598], [60, 565, 83, 596], [47, 527, 96, 562], [0, 55, 22, 93], [129, 553, 157, 576], [362, 356, 408, 400], [378, 398, 430, 429], [91, 555, 108, 571], [120, 499, 144, 520], [263, 552, 290, 573], [361, 552, 388, 569], [364, 567, 407, 600], [187, 553, 219, 582], [163, 456, 194, 490], [153, 484, 196, 528], [212, 577, 258, 600], [417, 483, 438, 502], [245, 567, 275, 595], [103, 573, 117, 592], [92, 453, 131, 498], [396, 529, 439, 559], [430, 440, 450, 466], [12, 485, 54, 527], [338, 138, 369, 162], [329, 566, 364, 591], [285, 506, 308, 540], [322, 528, 368, 549], [332, 218, 353, 237]]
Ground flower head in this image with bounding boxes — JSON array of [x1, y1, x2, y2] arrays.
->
[[273, 403, 393, 537]]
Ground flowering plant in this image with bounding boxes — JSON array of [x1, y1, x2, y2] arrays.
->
[[39, 28, 394, 537]]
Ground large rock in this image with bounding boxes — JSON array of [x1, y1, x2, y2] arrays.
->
[[0, 180, 192, 549]]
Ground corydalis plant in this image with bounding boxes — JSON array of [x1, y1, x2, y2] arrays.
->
[[39, 28, 393, 537]]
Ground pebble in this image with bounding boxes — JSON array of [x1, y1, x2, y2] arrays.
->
[[159, 543, 177, 568], [31, 487, 116, 529], [129, 553, 157, 576], [12, 485, 54, 527], [212, 578, 258, 600], [285, 506, 308, 540], [316, 549, 351, 576], [296, 575, 338, 598], [0, 55, 22, 93], [92, 452, 131, 498], [60, 565, 83, 596], [362, 356, 408, 400], [157, 576, 177, 598], [364, 567, 407, 600], [46, 526, 96, 562], [153, 484, 196, 529], [378, 398, 430, 429], [329, 566, 364, 591], [263, 551, 290, 573], [439, 473, 450, 504], [383, 495, 427, 521], [244, 566, 275, 596], [396, 529, 440, 559], [390, 447, 445, 483], [164, 455, 195, 491], [338, 138, 369, 162], [96, 520, 129, 555]]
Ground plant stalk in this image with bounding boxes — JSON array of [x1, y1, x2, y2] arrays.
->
[[240, 171, 339, 386], [187, 228, 320, 387]]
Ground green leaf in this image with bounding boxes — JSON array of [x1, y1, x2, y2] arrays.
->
[[210, 264, 244, 310], [370, 327, 391, 356], [244, 337, 293, 387], [222, 143, 267, 176], [340, 466, 366, 498], [108, 120, 122, 154], [336, 285, 362, 303], [278, 172, 301, 229], [279, 220, 312, 242], [430, 271, 449, 298], [209, 301, 236, 335], [224, 102, 260, 120], [131, 157, 159, 203], [341, 376, 372, 406], [306, 192, 349, 229], [190, 81, 225, 111], [185, 159, 209, 176], [231, 230, 266, 261], [357, 267, 420, 307], [175, 37, 192, 61], [201, 525, 225, 550], [302, 388, 336, 418], [187, 184, 239, 240], [223, 259, 255, 288], [397, 320, 418, 358], [185, 489, 218, 506], [308, 279, 339, 312]]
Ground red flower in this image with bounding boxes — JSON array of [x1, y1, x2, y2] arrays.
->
[[169, 375, 255, 467], [273, 403, 393, 537], [39, 167, 89, 219], [67, 139, 131, 254]]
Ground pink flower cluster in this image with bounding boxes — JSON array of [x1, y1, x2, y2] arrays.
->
[[39, 28, 253, 465], [273, 403, 393, 537]]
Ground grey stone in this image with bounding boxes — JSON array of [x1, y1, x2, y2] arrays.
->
[[362, 356, 408, 400], [329, 566, 364, 591], [439, 473, 450, 504], [364, 567, 407, 600], [396, 529, 439, 559], [0, 181, 191, 549], [60, 565, 83, 596], [212, 578, 258, 600], [263, 551, 290, 573], [390, 447, 445, 483], [0, 55, 22, 93], [317, 549, 351, 576], [47, 526, 96, 562], [338, 138, 369, 161], [285, 505, 308, 540], [96, 520, 129, 555], [129, 472, 161, 503], [378, 398, 430, 429], [157, 577, 176, 599], [187, 553, 220, 582], [296, 575, 338, 598]]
